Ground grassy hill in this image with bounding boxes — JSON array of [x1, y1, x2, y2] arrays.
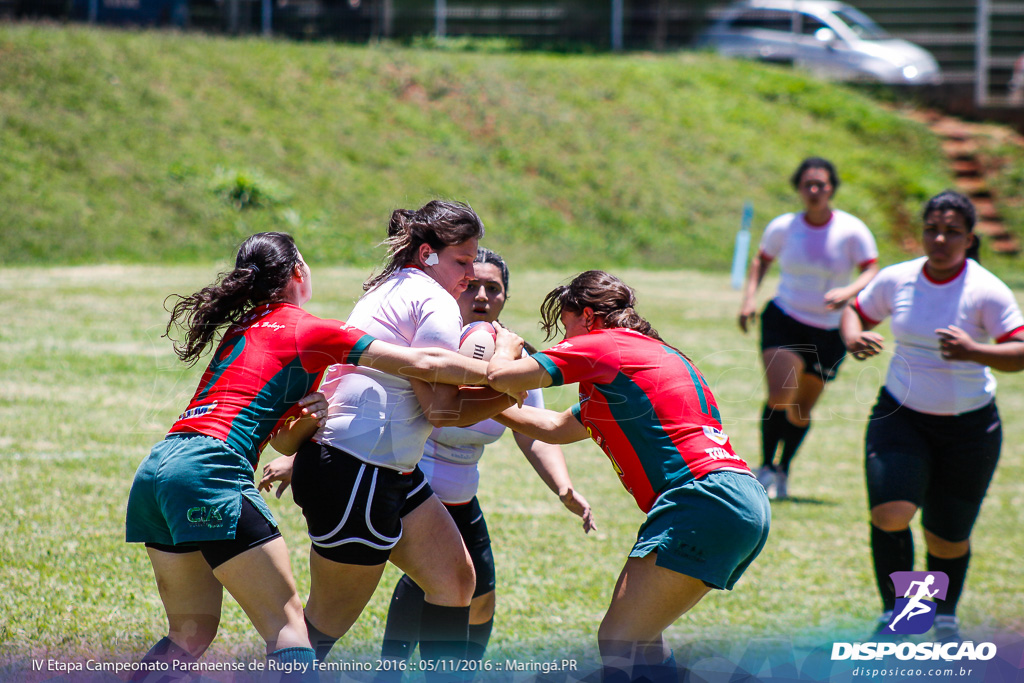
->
[[1, 22, 1020, 277]]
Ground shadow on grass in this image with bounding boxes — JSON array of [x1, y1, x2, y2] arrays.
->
[[770, 496, 838, 506]]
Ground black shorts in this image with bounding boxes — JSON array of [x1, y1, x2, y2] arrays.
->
[[145, 496, 281, 570], [291, 441, 435, 566], [865, 389, 1002, 542], [760, 299, 847, 383], [445, 497, 496, 598]]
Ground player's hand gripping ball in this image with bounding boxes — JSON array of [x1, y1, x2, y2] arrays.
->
[[459, 321, 498, 361]]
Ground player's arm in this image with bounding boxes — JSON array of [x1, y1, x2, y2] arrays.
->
[[495, 404, 589, 445], [935, 328, 1024, 371], [486, 325, 552, 394], [825, 260, 880, 310], [268, 392, 327, 455], [258, 453, 295, 499], [358, 340, 492, 386], [840, 301, 884, 360], [262, 392, 326, 499], [410, 381, 519, 428], [513, 431, 596, 533], [738, 251, 773, 333]]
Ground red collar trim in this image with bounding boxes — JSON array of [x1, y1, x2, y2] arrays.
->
[[803, 211, 834, 228], [922, 259, 967, 285]]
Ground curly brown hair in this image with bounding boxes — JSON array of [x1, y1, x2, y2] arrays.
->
[[164, 232, 301, 364]]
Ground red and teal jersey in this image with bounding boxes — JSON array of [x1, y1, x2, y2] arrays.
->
[[168, 303, 375, 468], [532, 328, 750, 513]]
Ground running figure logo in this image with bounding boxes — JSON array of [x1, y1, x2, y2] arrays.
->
[[886, 571, 949, 635]]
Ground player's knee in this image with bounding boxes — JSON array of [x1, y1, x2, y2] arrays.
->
[[871, 502, 916, 531], [469, 591, 495, 623], [597, 618, 634, 656], [168, 614, 220, 657], [420, 559, 475, 605], [923, 530, 969, 558], [452, 560, 476, 604]]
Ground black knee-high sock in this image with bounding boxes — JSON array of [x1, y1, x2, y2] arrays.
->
[[304, 614, 338, 662], [419, 602, 470, 682], [129, 636, 196, 682], [381, 574, 427, 661], [600, 641, 634, 683], [466, 618, 493, 662], [761, 404, 787, 468], [778, 417, 810, 474], [871, 525, 914, 612], [928, 551, 970, 616], [632, 650, 678, 683]]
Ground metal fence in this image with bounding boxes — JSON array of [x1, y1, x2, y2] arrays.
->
[[5, 0, 1024, 108]]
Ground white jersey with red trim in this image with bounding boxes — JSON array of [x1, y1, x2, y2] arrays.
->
[[855, 256, 1024, 415], [420, 387, 545, 504], [316, 267, 462, 471], [760, 209, 877, 329]]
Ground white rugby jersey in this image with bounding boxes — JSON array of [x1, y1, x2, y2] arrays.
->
[[855, 257, 1024, 415], [316, 267, 462, 471], [420, 387, 545, 504], [760, 209, 878, 329]]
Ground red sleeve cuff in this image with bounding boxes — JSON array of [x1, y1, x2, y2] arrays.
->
[[853, 299, 880, 327], [996, 325, 1024, 344], [758, 250, 774, 264], [858, 258, 878, 271]]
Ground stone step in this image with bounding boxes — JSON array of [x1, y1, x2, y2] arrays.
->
[[914, 111, 1020, 258], [972, 197, 1001, 221], [954, 176, 989, 195], [988, 233, 1021, 255]]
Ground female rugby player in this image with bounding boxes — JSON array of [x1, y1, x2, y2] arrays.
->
[[488, 270, 771, 683], [841, 191, 1024, 642], [126, 232, 496, 679], [738, 157, 878, 498], [375, 248, 595, 677], [284, 202, 522, 678]]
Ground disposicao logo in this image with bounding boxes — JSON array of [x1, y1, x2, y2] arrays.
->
[[887, 571, 948, 635], [831, 571, 998, 663]]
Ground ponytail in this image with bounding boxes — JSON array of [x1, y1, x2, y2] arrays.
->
[[165, 232, 300, 365], [605, 306, 661, 339], [967, 233, 982, 263]]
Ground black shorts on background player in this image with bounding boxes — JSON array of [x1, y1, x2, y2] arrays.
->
[[761, 300, 847, 383]]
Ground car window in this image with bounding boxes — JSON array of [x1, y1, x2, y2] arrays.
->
[[728, 8, 794, 33], [832, 7, 889, 39], [799, 13, 829, 36]]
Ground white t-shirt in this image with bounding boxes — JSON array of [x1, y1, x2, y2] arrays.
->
[[855, 257, 1024, 415], [316, 267, 462, 471], [760, 209, 878, 329], [420, 387, 546, 504]]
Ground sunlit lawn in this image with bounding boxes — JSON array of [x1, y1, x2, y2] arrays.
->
[[1, 265, 1021, 679]]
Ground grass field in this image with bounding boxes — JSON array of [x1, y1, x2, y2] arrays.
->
[[1, 264, 1022, 680]]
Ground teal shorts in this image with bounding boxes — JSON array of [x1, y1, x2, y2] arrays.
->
[[125, 434, 275, 546], [630, 470, 771, 590]]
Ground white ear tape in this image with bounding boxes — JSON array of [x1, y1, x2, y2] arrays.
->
[[425, 252, 439, 266]]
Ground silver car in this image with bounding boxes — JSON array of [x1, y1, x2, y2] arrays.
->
[[698, 0, 942, 85]]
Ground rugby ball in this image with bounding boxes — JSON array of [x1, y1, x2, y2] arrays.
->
[[459, 321, 497, 361]]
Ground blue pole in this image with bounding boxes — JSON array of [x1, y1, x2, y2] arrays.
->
[[262, 0, 272, 35], [611, 0, 623, 51], [731, 202, 753, 290]]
